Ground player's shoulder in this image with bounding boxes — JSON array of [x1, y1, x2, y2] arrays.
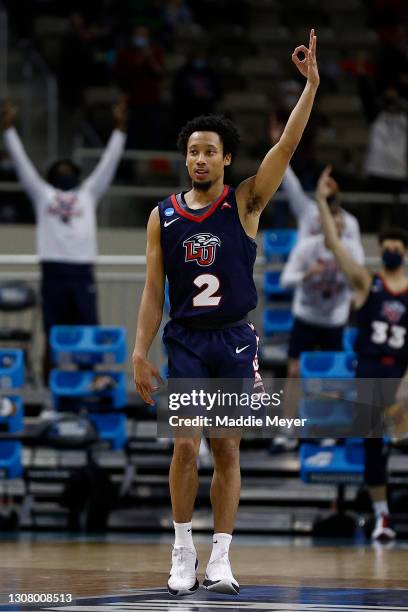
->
[[157, 195, 177, 219]]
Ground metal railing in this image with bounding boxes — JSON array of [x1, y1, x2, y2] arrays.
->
[[0, 180, 407, 206]]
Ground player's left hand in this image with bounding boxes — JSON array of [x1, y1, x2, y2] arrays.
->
[[292, 28, 319, 89], [113, 97, 128, 132]]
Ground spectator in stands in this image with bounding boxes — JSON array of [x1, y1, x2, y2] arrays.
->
[[364, 88, 408, 196], [1, 99, 128, 382], [115, 25, 165, 149], [59, 13, 96, 109], [172, 48, 221, 134], [270, 115, 364, 253], [162, 0, 193, 30]]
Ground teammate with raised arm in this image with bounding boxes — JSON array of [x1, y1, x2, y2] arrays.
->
[[316, 166, 408, 541], [133, 30, 319, 594], [1, 100, 127, 380], [270, 114, 363, 258]]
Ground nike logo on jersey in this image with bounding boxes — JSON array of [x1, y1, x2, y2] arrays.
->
[[235, 345, 250, 354], [164, 218, 180, 228]]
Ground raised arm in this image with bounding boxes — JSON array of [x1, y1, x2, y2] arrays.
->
[[132, 207, 165, 405], [236, 29, 319, 236], [315, 166, 371, 304], [269, 114, 315, 221], [81, 100, 127, 201], [1, 101, 49, 205]]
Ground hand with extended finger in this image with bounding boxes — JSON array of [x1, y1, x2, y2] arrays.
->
[[1, 100, 17, 131], [316, 165, 337, 201], [292, 28, 319, 89]]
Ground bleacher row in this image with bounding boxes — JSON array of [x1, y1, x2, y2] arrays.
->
[[28, 0, 373, 173]]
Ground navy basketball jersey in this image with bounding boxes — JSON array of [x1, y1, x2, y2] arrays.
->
[[158, 186, 257, 325], [355, 274, 408, 360]]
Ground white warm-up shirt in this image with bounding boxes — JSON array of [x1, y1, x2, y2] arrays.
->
[[364, 111, 408, 181], [3, 127, 126, 263], [282, 166, 365, 263], [281, 235, 362, 327]]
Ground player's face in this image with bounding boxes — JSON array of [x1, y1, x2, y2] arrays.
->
[[380, 239, 406, 271], [186, 132, 231, 190]]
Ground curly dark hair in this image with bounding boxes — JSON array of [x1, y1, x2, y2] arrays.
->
[[378, 227, 408, 248], [177, 114, 240, 162]]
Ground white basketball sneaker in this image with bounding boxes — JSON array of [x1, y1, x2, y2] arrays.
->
[[372, 514, 396, 541], [203, 552, 239, 595], [167, 546, 199, 596]]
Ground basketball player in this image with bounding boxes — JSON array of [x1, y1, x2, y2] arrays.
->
[[316, 166, 408, 541], [281, 181, 363, 380], [133, 30, 319, 594]]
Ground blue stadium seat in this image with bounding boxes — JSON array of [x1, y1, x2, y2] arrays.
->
[[0, 349, 25, 388], [263, 229, 297, 262], [300, 440, 364, 485], [300, 351, 357, 379], [50, 326, 127, 366], [263, 271, 293, 300], [50, 370, 127, 409], [89, 413, 127, 450], [343, 327, 357, 354], [0, 442, 23, 479], [0, 397, 24, 433], [263, 309, 293, 336], [299, 398, 355, 435]]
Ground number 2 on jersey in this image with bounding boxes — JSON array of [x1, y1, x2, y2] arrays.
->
[[371, 320, 406, 349], [193, 274, 221, 307]]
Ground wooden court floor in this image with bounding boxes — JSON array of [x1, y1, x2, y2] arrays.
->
[[1, 536, 408, 610]]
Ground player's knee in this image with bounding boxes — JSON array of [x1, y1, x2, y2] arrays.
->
[[173, 438, 200, 465], [211, 438, 240, 470]]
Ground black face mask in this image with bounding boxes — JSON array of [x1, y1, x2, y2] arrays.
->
[[51, 175, 78, 191], [382, 249, 404, 271]]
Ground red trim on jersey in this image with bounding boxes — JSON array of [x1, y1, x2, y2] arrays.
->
[[378, 273, 408, 296], [170, 185, 230, 223]]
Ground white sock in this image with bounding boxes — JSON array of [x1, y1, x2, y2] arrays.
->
[[209, 532, 232, 563], [374, 500, 389, 518], [174, 521, 194, 549]]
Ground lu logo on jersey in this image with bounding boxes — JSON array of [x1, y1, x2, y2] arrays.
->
[[183, 232, 221, 266]]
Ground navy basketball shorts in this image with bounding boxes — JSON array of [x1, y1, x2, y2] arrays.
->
[[356, 357, 407, 487], [41, 262, 98, 336], [163, 320, 262, 382], [288, 317, 344, 359]]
